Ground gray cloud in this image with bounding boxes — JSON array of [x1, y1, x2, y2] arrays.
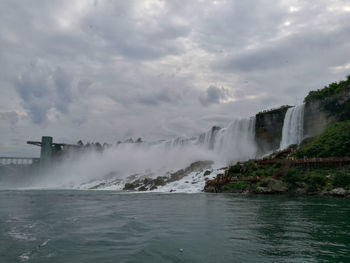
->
[[0, 0, 350, 155], [15, 62, 74, 124], [0, 111, 19, 126], [199, 86, 231, 106], [215, 26, 350, 73]]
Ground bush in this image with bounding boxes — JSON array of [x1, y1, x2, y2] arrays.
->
[[304, 75, 350, 102], [295, 121, 350, 158], [333, 172, 350, 188], [304, 171, 326, 192], [223, 181, 249, 191], [282, 168, 304, 185], [228, 164, 241, 175]]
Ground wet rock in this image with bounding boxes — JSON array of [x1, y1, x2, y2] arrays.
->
[[138, 186, 147, 191], [150, 185, 157, 190], [154, 176, 166, 186], [329, 188, 349, 197], [295, 187, 307, 194], [255, 178, 287, 194], [88, 182, 106, 190], [124, 160, 214, 191], [123, 182, 139, 190], [204, 170, 211, 176], [203, 185, 217, 193]]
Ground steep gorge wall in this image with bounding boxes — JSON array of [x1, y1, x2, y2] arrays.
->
[[255, 106, 290, 155], [304, 86, 350, 138], [254, 85, 350, 156]]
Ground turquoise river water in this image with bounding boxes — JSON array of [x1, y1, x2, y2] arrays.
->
[[0, 190, 349, 262]]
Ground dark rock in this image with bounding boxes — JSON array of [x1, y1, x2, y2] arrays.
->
[[138, 186, 147, 191], [255, 106, 290, 154], [204, 170, 211, 176], [329, 188, 349, 197], [304, 86, 350, 138], [154, 176, 166, 186], [255, 178, 288, 194], [295, 187, 307, 194], [123, 182, 139, 190], [204, 185, 217, 193], [124, 160, 213, 192], [89, 182, 106, 190]]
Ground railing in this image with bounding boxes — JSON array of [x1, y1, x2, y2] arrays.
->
[[0, 157, 40, 166]]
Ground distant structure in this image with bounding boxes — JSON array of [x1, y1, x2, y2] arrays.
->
[[27, 136, 79, 171]]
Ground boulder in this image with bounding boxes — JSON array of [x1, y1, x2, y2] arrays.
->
[[329, 188, 350, 197], [204, 170, 211, 176], [255, 178, 288, 194]]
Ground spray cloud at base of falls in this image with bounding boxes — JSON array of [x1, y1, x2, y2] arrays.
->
[[279, 104, 305, 150], [24, 117, 258, 190]]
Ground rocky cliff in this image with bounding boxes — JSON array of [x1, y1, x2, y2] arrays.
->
[[255, 106, 291, 155], [255, 84, 350, 155], [304, 85, 350, 138]]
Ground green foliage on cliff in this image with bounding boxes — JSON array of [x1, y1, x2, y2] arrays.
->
[[304, 75, 350, 102], [256, 105, 291, 116], [282, 166, 350, 191], [223, 181, 250, 192], [295, 121, 350, 158]]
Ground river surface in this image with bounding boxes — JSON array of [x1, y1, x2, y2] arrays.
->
[[0, 191, 349, 263]]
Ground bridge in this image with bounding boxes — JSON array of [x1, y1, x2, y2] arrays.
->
[[0, 157, 40, 166]]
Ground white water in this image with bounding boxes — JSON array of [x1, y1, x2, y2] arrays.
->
[[20, 117, 258, 192], [279, 104, 305, 150]]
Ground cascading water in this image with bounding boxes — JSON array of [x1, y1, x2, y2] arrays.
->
[[211, 117, 257, 164], [18, 116, 258, 192], [279, 104, 305, 150], [165, 117, 257, 165]]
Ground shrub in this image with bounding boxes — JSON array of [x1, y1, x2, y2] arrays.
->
[[228, 164, 241, 175], [304, 171, 326, 192], [304, 75, 350, 102], [333, 171, 350, 188], [295, 121, 350, 158], [223, 181, 249, 191], [282, 168, 304, 185]]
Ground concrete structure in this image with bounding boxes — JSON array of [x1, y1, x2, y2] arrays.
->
[[40, 136, 53, 171]]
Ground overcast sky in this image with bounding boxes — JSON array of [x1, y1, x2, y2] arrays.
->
[[1, 0, 350, 156]]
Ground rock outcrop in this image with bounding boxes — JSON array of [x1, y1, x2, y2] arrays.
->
[[123, 160, 213, 191], [255, 178, 288, 194], [304, 86, 350, 138], [255, 106, 291, 154]]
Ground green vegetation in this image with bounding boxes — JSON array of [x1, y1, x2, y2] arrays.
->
[[295, 121, 350, 158], [223, 181, 250, 192], [304, 75, 350, 102], [282, 166, 350, 191], [256, 105, 291, 116], [227, 161, 282, 179], [333, 171, 350, 188], [282, 167, 304, 185]]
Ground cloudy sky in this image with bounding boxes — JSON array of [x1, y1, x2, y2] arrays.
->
[[1, 0, 350, 156]]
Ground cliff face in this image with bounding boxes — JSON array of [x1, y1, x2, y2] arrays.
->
[[304, 86, 350, 138], [255, 106, 290, 155], [255, 86, 350, 155]]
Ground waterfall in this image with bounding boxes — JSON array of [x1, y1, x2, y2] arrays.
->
[[212, 117, 257, 164], [164, 117, 257, 164], [279, 104, 305, 150]]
